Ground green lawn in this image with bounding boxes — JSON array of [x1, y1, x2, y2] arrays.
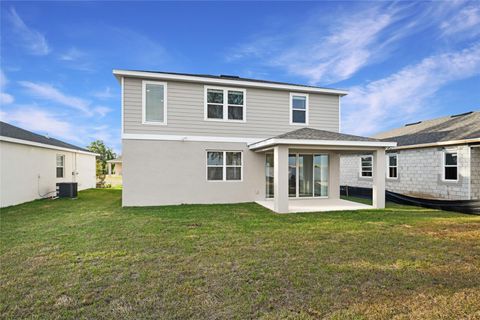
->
[[1, 190, 479, 319]]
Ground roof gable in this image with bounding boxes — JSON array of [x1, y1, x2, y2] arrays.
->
[[0, 121, 91, 153], [374, 111, 480, 147]]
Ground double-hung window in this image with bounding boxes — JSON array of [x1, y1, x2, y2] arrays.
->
[[142, 80, 167, 124], [387, 154, 398, 179], [443, 151, 458, 181], [360, 155, 373, 177], [290, 93, 308, 125], [207, 151, 242, 181], [205, 87, 245, 121], [56, 155, 65, 178]]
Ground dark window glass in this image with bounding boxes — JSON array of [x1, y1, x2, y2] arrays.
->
[[288, 154, 297, 196], [292, 96, 306, 109], [226, 152, 241, 165], [207, 104, 223, 119], [389, 167, 397, 178], [445, 167, 457, 180], [228, 106, 243, 120], [207, 89, 223, 103], [228, 91, 243, 105], [56, 167, 64, 178], [445, 153, 457, 165], [389, 155, 397, 166], [207, 167, 223, 180], [207, 152, 223, 165], [265, 154, 274, 198], [226, 167, 241, 180], [292, 110, 306, 123]]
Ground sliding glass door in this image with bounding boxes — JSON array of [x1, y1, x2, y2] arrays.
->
[[265, 153, 329, 198]]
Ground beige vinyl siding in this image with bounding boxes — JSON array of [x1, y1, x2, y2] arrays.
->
[[123, 77, 340, 138]]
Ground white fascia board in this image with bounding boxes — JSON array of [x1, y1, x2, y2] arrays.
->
[[0, 136, 100, 156], [122, 133, 264, 144], [113, 69, 348, 96], [391, 138, 480, 150], [248, 138, 397, 150]]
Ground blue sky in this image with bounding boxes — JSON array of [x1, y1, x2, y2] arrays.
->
[[1, 1, 479, 152]]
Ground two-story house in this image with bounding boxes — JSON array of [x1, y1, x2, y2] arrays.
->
[[113, 70, 395, 213]]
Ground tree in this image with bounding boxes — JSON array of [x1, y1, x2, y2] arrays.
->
[[87, 140, 116, 175]]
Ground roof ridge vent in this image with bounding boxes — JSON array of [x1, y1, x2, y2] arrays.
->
[[451, 111, 473, 118], [219, 74, 240, 79], [405, 121, 422, 126]]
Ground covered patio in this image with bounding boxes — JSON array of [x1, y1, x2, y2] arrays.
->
[[249, 128, 396, 213]]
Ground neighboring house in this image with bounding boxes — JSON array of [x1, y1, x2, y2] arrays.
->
[[113, 69, 395, 213], [105, 157, 123, 187], [107, 156, 122, 175], [340, 111, 480, 200], [0, 121, 98, 207]]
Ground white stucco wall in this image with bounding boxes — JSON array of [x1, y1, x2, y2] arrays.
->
[[0, 141, 96, 207], [122, 140, 346, 207], [122, 139, 266, 206], [340, 145, 473, 200]]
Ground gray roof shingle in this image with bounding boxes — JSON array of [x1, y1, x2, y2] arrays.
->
[[124, 69, 347, 93], [272, 127, 380, 142], [0, 121, 92, 153], [374, 111, 480, 147]]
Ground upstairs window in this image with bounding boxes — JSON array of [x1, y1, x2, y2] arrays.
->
[[290, 93, 308, 125], [143, 81, 167, 124], [443, 151, 458, 181], [387, 154, 398, 179], [207, 151, 242, 181], [360, 155, 373, 177], [56, 154, 64, 178], [205, 87, 245, 122]]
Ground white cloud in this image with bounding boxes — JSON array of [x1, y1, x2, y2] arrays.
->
[[18, 81, 113, 117], [93, 87, 115, 99], [19, 81, 92, 115], [93, 106, 112, 117], [59, 47, 84, 61], [274, 8, 398, 84], [0, 93, 14, 105], [0, 106, 82, 143], [228, 2, 476, 85], [0, 70, 14, 105], [8, 7, 50, 55], [440, 5, 480, 38], [341, 42, 480, 136]]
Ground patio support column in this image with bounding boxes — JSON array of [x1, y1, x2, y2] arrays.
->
[[372, 148, 386, 209], [107, 163, 112, 175], [273, 145, 289, 213], [329, 152, 340, 199]]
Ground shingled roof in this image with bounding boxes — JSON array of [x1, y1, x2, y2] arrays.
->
[[0, 121, 93, 153], [248, 127, 395, 150], [374, 111, 480, 147], [273, 127, 380, 142]]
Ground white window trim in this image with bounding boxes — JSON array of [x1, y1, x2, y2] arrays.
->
[[142, 80, 168, 125], [387, 153, 398, 180], [56, 154, 65, 178], [204, 86, 246, 123], [359, 155, 373, 179], [289, 92, 309, 125], [442, 150, 459, 182], [206, 150, 243, 182]]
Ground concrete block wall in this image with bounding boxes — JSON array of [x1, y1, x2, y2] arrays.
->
[[471, 147, 480, 200], [340, 145, 472, 200]]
